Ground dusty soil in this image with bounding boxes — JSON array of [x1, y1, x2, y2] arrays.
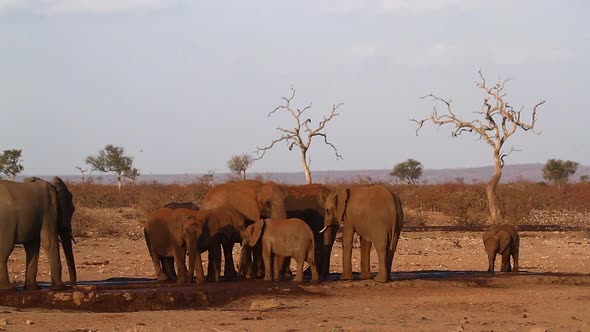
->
[[0, 207, 589, 331]]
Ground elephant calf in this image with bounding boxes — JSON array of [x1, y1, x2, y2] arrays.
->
[[242, 218, 319, 282], [143, 207, 206, 283], [482, 224, 520, 273]]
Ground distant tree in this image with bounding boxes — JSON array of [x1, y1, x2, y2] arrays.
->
[[542, 159, 578, 189], [0, 149, 24, 180], [413, 70, 545, 224], [75, 166, 91, 183], [390, 159, 423, 184], [256, 87, 342, 184], [227, 154, 254, 180], [86, 145, 139, 190], [580, 175, 589, 183]]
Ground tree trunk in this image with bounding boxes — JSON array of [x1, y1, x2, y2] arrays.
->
[[301, 149, 312, 184], [117, 174, 122, 191], [487, 150, 503, 224]]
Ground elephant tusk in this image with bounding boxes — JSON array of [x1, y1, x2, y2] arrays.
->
[[319, 226, 328, 233]]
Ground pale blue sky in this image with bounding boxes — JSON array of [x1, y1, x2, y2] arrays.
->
[[1, 0, 588, 176]]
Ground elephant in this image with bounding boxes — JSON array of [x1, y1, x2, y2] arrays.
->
[[201, 180, 288, 279], [242, 218, 318, 282], [282, 184, 334, 279], [482, 224, 520, 273], [321, 185, 404, 283], [143, 206, 250, 283], [144, 207, 204, 283], [164, 202, 200, 210], [0, 177, 76, 290]]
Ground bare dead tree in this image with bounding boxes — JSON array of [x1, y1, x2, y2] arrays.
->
[[256, 87, 343, 184], [412, 70, 545, 224]]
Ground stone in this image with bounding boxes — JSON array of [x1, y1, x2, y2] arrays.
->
[[0, 318, 8, 326], [249, 299, 281, 311]]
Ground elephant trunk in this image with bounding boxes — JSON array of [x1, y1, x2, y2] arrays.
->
[[319, 245, 333, 278]]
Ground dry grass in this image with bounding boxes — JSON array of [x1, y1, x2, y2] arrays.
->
[[67, 180, 590, 233]]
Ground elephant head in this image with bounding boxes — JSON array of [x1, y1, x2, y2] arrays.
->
[[52, 177, 77, 286], [320, 187, 349, 247], [203, 180, 287, 221], [181, 215, 206, 281], [242, 219, 265, 247]]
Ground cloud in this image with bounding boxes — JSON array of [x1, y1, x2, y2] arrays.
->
[[319, 0, 484, 16], [0, 0, 180, 16], [349, 42, 577, 68]]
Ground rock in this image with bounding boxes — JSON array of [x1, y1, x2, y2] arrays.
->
[[529, 327, 548, 332], [0, 318, 8, 326], [26, 319, 33, 325], [523, 313, 528, 318], [249, 299, 281, 311]]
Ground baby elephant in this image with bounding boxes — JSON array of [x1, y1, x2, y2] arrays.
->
[[242, 218, 319, 282], [482, 224, 520, 273]]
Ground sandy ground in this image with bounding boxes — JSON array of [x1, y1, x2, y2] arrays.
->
[[0, 208, 589, 332]]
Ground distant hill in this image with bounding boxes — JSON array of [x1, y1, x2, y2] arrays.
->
[[19, 163, 590, 185]]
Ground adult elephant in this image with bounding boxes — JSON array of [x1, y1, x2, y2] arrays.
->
[[482, 224, 520, 273], [201, 180, 287, 279], [0, 177, 76, 290], [283, 184, 334, 280], [321, 185, 403, 283]]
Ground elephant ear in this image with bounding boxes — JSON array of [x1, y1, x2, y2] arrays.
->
[[246, 219, 265, 247], [231, 187, 262, 221], [336, 187, 350, 222], [256, 184, 274, 219], [498, 231, 511, 254], [52, 177, 75, 238]]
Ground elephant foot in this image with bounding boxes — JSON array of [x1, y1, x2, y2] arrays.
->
[[360, 272, 372, 280], [374, 273, 389, 283], [273, 277, 281, 282], [49, 282, 67, 291], [25, 283, 40, 291], [340, 272, 353, 280], [263, 277, 273, 282], [224, 267, 238, 280], [292, 276, 303, 283]]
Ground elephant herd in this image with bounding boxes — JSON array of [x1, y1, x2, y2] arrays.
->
[[0, 178, 520, 291], [143, 180, 405, 284]]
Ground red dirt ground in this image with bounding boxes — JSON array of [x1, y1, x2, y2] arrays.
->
[[0, 207, 589, 331]]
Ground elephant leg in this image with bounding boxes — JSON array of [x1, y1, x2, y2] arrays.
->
[[360, 237, 372, 279], [162, 257, 177, 281], [309, 260, 319, 283], [222, 239, 237, 280], [293, 258, 304, 282], [262, 244, 273, 281], [23, 241, 41, 290], [253, 242, 264, 278], [500, 251, 511, 272], [172, 247, 187, 284], [512, 244, 520, 272], [41, 228, 65, 290], [387, 229, 401, 274], [150, 252, 168, 281], [487, 252, 496, 274], [207, 244, 222, 283], [282, 257, 292, 278], [374, 242, 389, 283], [341, 227, 354, 280], [0, 240, 15, 290], [273, 255, 281, 281]]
